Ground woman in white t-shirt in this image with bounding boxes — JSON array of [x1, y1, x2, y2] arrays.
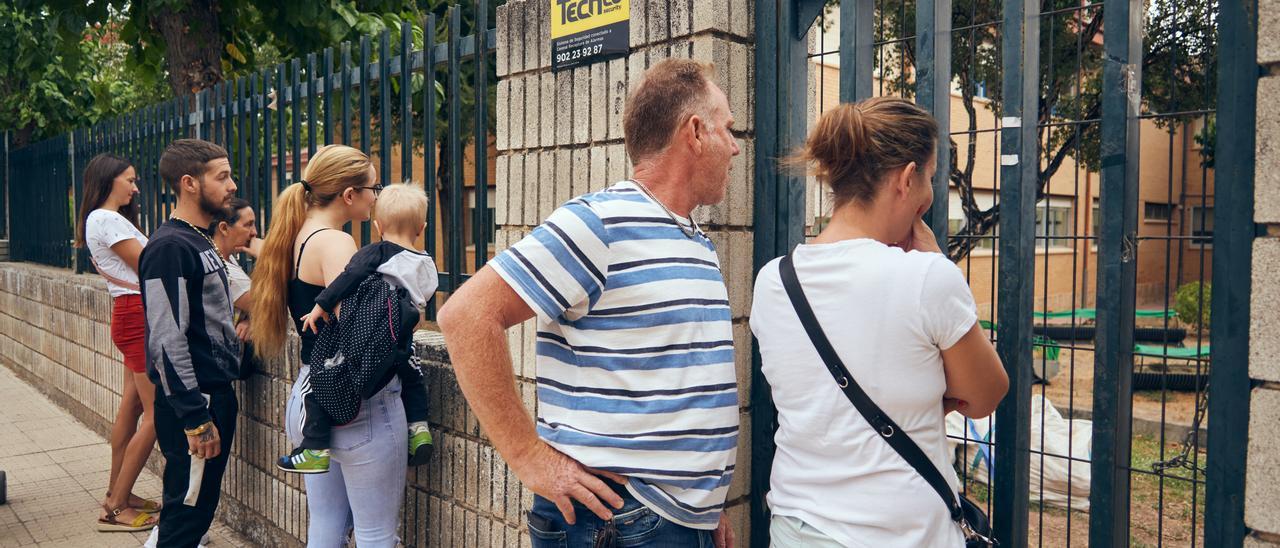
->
[[751, 98, 1008, 548], [74, 153, 159, 532], [210, 198, 258, 311], [210, 197, 260, 344]]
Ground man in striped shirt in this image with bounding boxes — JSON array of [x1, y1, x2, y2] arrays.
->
[[440, 58, 740, 547]]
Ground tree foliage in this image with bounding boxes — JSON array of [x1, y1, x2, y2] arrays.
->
[[825, 0, 1218, 261], [0, 5, 166, 147], [6, 1, 495, 141]]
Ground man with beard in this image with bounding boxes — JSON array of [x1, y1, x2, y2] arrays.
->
[[140, 139, 241, 547]]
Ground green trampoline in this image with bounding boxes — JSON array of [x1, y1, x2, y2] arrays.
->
[[1031, 308, 1178, 321], [1133, 344, 1210, 359]]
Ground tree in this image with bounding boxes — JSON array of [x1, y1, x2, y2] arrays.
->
[[20, 0, 497, 232], [826, 0, 1218, 261], [0, 4, 166, 147]]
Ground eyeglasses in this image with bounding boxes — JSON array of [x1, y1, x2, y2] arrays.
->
[[357, 185, 384, 196]]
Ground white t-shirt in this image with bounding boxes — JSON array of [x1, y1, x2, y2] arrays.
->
[[85, 209, 148, 297], [225, 257, 251, 307], [750, 239, 978, 548]]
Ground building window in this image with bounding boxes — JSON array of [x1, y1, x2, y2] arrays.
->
[[1188, 206, 1213, 247], [464, 187, 497, 255], [948, 218, 998, 250], [1035, 203, 1073, 248], [1144, 202, 1175, 223]]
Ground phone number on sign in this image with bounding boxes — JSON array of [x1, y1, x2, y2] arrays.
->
[[555, 44, 604, 64]]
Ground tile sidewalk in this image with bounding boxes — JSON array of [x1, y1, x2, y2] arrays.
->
[[0, 366, 249, 547]]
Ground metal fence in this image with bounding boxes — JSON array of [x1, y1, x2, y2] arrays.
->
[[7, 4, 497, 320], [9, 134, 73, 267], [754, 0, 1250, 546]]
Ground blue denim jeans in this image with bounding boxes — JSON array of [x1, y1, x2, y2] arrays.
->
[[527, 483, 715, 548], [286, 366, 407, 548]]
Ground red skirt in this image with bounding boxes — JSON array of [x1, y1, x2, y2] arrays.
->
[[111, 294, 147, 374]]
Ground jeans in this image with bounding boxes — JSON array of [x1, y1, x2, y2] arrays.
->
[[286, 366, 407, 548], [528, 482, 715, 548]]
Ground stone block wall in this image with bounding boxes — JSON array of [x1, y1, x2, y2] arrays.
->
[[1247, 12, 1280, 545], [0, 261, 529, 547], [493, 0, 758, 542]]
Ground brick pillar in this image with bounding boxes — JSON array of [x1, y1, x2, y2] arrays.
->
[[1246, 3, 1280, 544], [494, 0, 757, 542]]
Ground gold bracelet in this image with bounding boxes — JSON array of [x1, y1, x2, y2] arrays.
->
[[184, 422, 212, 436]]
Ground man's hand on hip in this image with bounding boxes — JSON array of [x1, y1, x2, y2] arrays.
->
[[510, 441, 626, 524]]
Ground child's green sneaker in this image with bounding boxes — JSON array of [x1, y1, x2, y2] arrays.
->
[[277, 448, 330, 474], [408, 422, 434, 466]]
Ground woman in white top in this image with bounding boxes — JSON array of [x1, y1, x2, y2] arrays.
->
[[74, 153, 160, 532], [750, 98, 1008, 548], [210, 197, 259, 315]]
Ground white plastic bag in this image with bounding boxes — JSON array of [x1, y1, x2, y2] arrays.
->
[[946, 394, 1093, 510]]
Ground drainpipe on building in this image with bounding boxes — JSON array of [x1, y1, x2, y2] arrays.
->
[[1081, 169, 1093, 307]]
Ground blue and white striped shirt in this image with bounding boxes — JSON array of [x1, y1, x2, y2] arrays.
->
[[491, 181, 739, 530]]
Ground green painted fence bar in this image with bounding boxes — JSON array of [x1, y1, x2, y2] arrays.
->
[[292, 58, 303, 185], [308, 52, 319, 158], [1205, 0, 1258, 543], [992, 0, 1039, 543], [276, 63, 287, 204], [915, 0, 952, 246], [342, 42, 353, 150], [360, 35, 373, 245], [423, 11, 440, 318], [401, 22, 414, 187], [237, 79, 248, 184], [1090, 0, 1144, 542], [380, 29, 393, 199], [324, 48, 335, 147], [424, 11, 440, 262], [447, 6, 465, 294], [838, 0, 873, 103], [262, 68, 275, 229], [473, 0, 490, 272]]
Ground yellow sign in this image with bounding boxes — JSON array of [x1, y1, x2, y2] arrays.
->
[[550, 0, 631, 72], [551, 0, 631, 40]]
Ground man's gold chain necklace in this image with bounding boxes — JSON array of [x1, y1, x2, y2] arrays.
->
[[172, 216, 226, 267]]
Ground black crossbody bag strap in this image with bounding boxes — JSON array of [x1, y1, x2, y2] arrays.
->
[[778, 252, 964, 524]]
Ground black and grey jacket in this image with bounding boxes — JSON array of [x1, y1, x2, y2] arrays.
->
[[140, 220, 241, 429]]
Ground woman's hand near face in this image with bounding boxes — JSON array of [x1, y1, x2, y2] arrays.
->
[[242, 237, 264, 258], [901, 219, 942, 254]]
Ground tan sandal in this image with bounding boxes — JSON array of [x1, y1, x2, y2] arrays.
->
[[96, 506, 157, 532]]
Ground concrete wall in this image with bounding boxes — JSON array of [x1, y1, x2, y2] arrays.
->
[[493, 0, 757, 542], [0, 261, 531, 547], [1246, 11, 1280, 545]]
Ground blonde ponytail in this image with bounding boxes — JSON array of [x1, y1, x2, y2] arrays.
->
[[249, 144, 373, 358], [249, 183, 309, 357]]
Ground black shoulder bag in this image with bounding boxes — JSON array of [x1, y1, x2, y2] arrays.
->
[[778, 252, 996, 547]]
